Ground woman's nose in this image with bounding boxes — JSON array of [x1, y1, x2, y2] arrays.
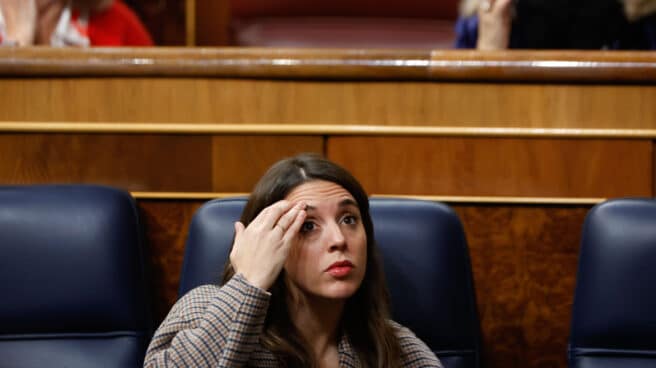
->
[[326, 222, 346, 252]]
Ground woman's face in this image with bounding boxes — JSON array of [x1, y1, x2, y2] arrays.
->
[[283, 180, 367, 301]]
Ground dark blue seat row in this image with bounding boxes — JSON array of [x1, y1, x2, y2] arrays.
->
[[1, 184, 654, 368]]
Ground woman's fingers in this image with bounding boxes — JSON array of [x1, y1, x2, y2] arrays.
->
[[234, 221, 245, 239], [255, 200, 293, 230], [477, 0, 513, 50], [480, 0, 513, 14], [229, 200, 306, 290], [275, 202, 305, 232], [282, 206, 307, 244], [480, 0, 493, 12], [494, 0, 514, 14]]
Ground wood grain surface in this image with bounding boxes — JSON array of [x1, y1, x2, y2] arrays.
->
[[457, 205, 588, 368], [2, 78, 655, 130], [328, 137, 653, 198], [0, 134, 212, 191], [211, 135, 324, 191], [0, 133, 325, 192], [195, 0, 230, 46], [139, 200, 204, 321]]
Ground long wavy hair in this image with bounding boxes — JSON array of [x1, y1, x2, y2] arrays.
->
[[221, 153, 401, 367]]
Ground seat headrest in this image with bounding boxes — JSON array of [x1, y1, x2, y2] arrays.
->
[[370, 198, 480, 357], [570, 198, 656, 364], [180, 197, 481, 367], [0, 185, 150, 334]]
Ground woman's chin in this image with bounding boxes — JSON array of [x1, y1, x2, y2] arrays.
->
[[318, 282, 360, 300]]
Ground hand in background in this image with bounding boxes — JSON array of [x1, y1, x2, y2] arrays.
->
[[0, 0, 37, 45], [230, 201, 307, 291], [476, 0, 514, 50], [622, 0, 656, 22]]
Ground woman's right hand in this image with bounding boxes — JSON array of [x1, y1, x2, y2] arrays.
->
[[230, 200, 307, 290], [476, 0, 514, 50]]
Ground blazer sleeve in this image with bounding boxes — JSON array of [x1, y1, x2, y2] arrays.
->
[[144, 274, 271, 368], [454, 15, 479, 49]]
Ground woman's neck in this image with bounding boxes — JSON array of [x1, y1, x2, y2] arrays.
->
[[287, 291, 345, 362]]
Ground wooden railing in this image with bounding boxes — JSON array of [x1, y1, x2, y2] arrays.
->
[[2, 48, 656, 82]]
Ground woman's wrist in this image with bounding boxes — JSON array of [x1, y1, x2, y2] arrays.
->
[[234, 273, 273, 296]]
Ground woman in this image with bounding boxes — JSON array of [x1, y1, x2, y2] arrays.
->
[[455, 0, 652, 50], [144, 154, 442, 367]]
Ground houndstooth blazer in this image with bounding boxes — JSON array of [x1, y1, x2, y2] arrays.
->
[[144, 274, 443, 367]]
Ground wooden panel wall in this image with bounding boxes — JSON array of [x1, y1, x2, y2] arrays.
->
[[328, 137, 653, 198], [0, 134, 212, 191], [459, 205, 588, 368], [195, 0, 231, 46], [2, 79, 656, 129], [3, 133, 650, 199], [212, 136, 324, 191], [140, 200, 204, 320], [0, 134, 323, 192], [139, 199, 590, 368]]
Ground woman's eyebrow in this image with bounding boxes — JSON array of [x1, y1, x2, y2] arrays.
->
[[338, 198, 359, 208], [304, 199, 358, 213]]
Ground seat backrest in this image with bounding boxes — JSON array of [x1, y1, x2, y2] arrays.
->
[[229, 0, 459, 49], [179, 197, 481, 368], [569, 198, 656, 368], [232, 0, 458, 19], [0, 185, 152, 368]]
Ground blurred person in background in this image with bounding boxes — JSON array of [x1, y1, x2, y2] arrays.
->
[[455, 0, 656, 50], [0, 0, 36, 45], [618, 0, 656, 48], [0, 0, 152, 46]]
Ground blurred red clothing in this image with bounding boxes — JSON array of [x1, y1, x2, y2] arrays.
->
[[86, 1, 152, 46]]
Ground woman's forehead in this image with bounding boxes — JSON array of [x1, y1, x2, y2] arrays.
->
[[285, 180, 355, 205]]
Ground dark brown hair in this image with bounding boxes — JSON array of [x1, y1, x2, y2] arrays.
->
[[222, 153, 401, 367]]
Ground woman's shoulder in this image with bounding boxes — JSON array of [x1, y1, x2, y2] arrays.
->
[[387, 319, 422, 342], [165, 284, 222, 321], [388, 320, 444, 368]]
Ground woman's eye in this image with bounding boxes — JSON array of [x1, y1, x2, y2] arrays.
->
[[300, 221, 315, 233], [342, 215, 358, 225]]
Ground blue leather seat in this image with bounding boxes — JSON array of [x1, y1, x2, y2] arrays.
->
[[179, 197, 482, 368], [569, 198, 656, 368], [0, 185, 152, 368]]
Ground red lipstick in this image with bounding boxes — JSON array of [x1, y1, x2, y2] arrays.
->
[[326, 260, 354, 278]]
